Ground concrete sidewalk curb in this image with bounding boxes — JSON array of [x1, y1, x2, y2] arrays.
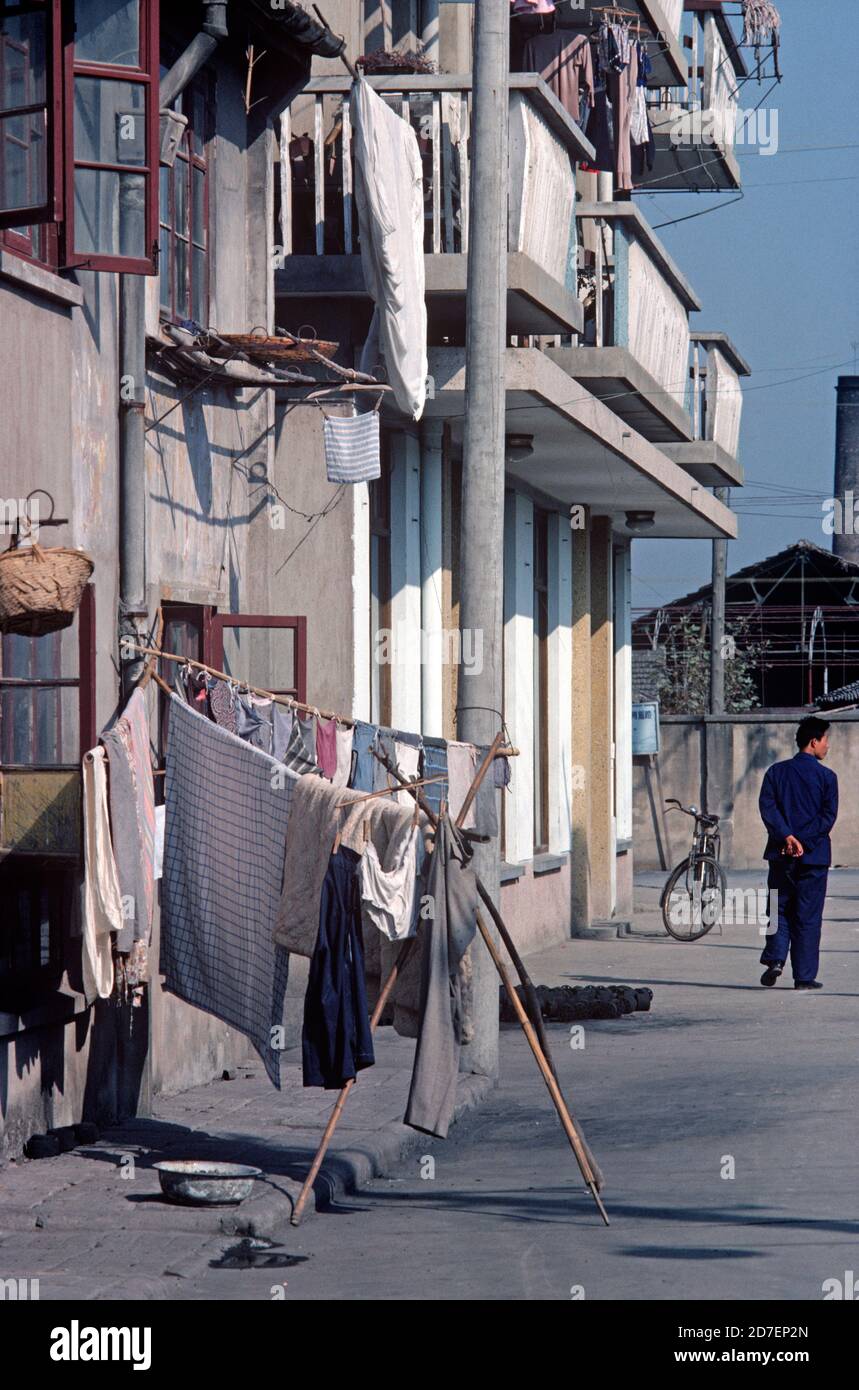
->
[[264, 1073, 497, 1230]]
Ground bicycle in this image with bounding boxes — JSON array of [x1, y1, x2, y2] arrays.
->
[[659, 799, 727, 941]]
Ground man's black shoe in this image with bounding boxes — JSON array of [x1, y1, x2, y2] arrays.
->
[[760, 964, 784, 987], [794, 980, 823, 990]]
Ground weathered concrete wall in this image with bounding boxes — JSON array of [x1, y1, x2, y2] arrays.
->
[[500, 859, 572, 961], [0, 48, 307, 1156], [633, 712, 859, 871]]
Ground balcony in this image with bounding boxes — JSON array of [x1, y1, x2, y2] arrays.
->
[[660, 331, 749, 486], [641, 4, 747, 192], [274, 73, 594, 340], [548, 202, 700, 442], [551, 0, 687, 88]]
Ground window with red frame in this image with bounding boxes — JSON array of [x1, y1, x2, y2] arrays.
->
[[0, 0, 63, 229], [0, 0, 160, 276], [159, 73, 211, 324]]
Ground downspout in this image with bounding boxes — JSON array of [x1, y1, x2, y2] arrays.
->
[[118, 1, 230, 697]]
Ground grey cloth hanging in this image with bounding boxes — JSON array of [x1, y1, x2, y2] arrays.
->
[[404, 816, 478, 1139]]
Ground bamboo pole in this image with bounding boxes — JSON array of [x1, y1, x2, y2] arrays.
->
[[127, 641, 520, 750], [291, 739, 500, 1227], [372, 746, 608, 1219]]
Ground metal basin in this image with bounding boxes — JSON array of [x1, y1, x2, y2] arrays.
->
[[154, 1160, 262, 1206]]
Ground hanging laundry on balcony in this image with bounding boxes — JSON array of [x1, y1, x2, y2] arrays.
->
[[323, 407, 381, 483], [351, 77, 427, 421], [519, 30, 594, 130], [584, 16, 638, 193], [161, 697, 297, 1089]]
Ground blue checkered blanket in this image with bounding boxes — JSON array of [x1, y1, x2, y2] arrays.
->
[[161, 696, 298, 1087]]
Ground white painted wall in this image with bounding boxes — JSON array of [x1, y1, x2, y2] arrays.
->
[[547, 513, 573, 855], [388, 430, 422, 732], [613, 541, 633, 844], [420, 420, 444, 736], [503, 491, 535, 864]]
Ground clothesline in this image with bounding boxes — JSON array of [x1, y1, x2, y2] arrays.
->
[[128, 641, 519, 755]]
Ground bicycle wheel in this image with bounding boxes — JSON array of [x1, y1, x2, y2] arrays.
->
[[661, 856, 727, 941]]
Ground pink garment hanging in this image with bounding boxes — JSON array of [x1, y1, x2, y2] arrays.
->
[[511, 0, 556, 13], [315, 715, 338, 780]]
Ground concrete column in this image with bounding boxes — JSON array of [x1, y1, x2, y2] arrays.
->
[[351, 482, 371, 722], [388, 431, 422, 732], [503, 491, 535, 865], [590, 517, 615, 923], [420, 419, 444, 737], [548, 512, 573, 855], [570, 516, 592, 929], [613, 541, 633, 843]]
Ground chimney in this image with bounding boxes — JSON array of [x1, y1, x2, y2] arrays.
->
[[833, 376, 859, 562]]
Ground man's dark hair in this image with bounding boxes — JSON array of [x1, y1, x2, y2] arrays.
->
[[796, 716, 830, 750]]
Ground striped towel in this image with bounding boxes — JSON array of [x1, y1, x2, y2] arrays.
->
[[324, 410, 381, 484]]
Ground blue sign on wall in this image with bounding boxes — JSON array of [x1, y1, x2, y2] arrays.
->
[[632, 701, 660, 755]]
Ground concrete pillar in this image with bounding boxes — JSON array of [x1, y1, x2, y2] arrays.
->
[[570, 516, 592, 929], [589, 516, 614, 922], [388, 430, 422, 732], [503, 491, 535, 865], [613, 541, 633, 844], [350, 482, 371, 721], [547, 512, 573, 855], [420, 419, 444, 736]]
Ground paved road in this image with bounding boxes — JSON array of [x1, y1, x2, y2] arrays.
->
[[177, 870, 859, 1301]]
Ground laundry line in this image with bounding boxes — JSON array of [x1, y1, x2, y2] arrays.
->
[[127, 640, 519, 755]]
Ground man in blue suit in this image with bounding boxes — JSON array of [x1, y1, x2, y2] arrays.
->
[[758, 716, 838, 990]]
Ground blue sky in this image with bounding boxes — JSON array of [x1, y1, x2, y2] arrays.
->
[[631, 0, 859, 614]]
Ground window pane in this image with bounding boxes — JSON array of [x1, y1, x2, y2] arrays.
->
[[159, 224, 171, 309], [74, 166, 145, 256], [220, 626, 296, 694], [0, 685, 79, 765], [173, 156, 187, 233], [74, 0, 140, 68], [174, 234, 188, 316], [191, 164, 205, 244], [0, 8, 47, 109], [159, 162, 170, 226], [74, 77, 146, 166], [0, 109, 46, 211], [191, 245, 206, 323]]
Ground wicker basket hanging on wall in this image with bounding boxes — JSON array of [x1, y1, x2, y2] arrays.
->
[[0, 531, 94, 637]]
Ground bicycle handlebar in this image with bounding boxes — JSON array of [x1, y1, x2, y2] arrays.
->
[[664, 798, 720, 826]]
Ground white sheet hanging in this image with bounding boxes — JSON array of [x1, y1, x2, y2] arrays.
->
[[82, 747, 122, 1002], [351, 77, 427, 421]]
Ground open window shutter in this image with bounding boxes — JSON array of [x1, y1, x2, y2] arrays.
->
[[62, 0, 159, 274], [0, 0, 63, 229]]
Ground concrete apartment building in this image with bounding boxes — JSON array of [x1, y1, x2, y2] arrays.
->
[[0, 0, 749, 1156]]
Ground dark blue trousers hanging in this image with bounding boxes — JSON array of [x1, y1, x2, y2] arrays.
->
[[302, 845, 375, 1089]]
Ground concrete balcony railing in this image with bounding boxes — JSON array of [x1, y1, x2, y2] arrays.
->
[[642, 6, 746, 192], [275, 73, 594, 339], [548, 202, 699, 443]]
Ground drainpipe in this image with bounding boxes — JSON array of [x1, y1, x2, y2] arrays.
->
[[118, 1, 230, 697]]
